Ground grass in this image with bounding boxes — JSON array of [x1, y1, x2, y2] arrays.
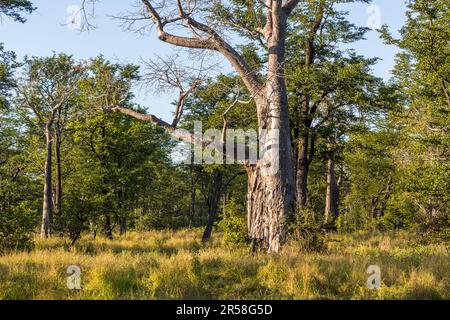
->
[[0, 229, 448, 300]]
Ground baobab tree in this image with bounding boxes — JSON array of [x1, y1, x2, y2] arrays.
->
[[108, 0, 304, 252]]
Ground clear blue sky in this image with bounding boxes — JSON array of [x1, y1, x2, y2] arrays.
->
[[0, 0, 407, 121]]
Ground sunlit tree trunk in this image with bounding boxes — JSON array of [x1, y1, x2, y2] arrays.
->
[[247, 6, 295, 252], [54, 123, 62, 217], [324, 159, 339, 223], [41, 123, 53, 238]]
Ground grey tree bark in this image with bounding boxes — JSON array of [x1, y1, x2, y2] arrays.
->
[[54, 121, 62, 217], [41, 123, 53, 238], [324, 159, 339, 224]]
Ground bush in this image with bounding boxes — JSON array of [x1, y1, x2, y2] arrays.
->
[[218, 214, 248, 245], [416, 213, 450, 245], [289, 208, 326, 252], [0, 202, 36, 253], [378, 193, 416, 231]]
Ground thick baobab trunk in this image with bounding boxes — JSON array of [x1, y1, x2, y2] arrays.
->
[[246, 140, 295, 252], [324, 159, 339, 223], [202, 170, 223, 243], [247, 7, 295, 252], [41, 124, 53, 238]]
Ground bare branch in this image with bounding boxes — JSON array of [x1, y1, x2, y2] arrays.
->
[[139, 0, 263, 97]]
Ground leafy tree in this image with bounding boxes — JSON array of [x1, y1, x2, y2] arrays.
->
[[65, 57, 182, 240], [382, 0, 449, 225], [16, 54, 83, 238], [0, 0, 35, 23], [0, 44, 37, 251]]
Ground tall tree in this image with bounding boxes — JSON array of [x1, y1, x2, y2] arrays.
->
[[108, 0, 308, 252], [381, 0, 449, 222], [0, 44, 37, 251], [16, 54, 82, 238], [285, 0, 371, 208]]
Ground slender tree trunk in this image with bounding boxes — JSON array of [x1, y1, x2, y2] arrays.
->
[[119, 218, 126, 236], [296, 132, 310, 207], [102, 207, 113, 239], [202, 170, 223, 242], [54, 126, 62, 217], [117, 188, 126, 236], [324, 159, 339, 224], [247, 8, 295, 253], [189, 164, 196, 228], [99, 125, 113, 240], [293, 1, 324, 209], [41, 124, 53, 238]]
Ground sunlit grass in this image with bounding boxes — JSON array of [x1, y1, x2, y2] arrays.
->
[[0, 229, 448, 300]]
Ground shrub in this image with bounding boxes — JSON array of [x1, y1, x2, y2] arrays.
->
[[217, 214, 248, 245], [0, 202, 36, 253], [378, 193, 416, 231], [416, 213, 450, 245], [289, 208, 326, 252]]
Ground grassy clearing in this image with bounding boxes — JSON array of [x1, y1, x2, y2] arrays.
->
[[0, 229, 448, 300]]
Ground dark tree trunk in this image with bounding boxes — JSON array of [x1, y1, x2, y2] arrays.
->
[[293, 2, 325, 209], [119, 218, 126, 236], [324, 159, 339, 223], [117, 188, 126, 236], [103, 211, 113, 239], [202, 170, 223, 242], [41, 124, 53, 238]]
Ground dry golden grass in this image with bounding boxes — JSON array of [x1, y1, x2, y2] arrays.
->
[[0, 229, 448, 300]]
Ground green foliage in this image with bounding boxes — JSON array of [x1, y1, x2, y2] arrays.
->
[[0, 44, 18, 109], [217, 197, 248, 245], [0, 202, 36, 253], [135, 212, 190, 231], [0, 0, 35, 23], [378, 193, 416, 231], [289, 208, 326, 253], [218, 214, 248, 245], [416, 213, 450, 245]]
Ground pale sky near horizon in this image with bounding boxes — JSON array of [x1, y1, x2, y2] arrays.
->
[[0, 0, 407, 121]]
